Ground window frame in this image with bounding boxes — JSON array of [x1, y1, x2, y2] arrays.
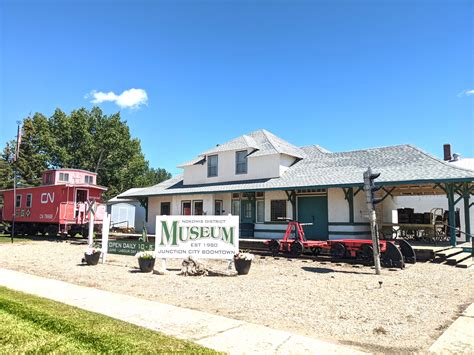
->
[[235, 150, 248, 175], [231, 199, 241, 219], [160, 202, 171, 216], [15, 194, 22, 208], [207, 155, 218, 177], [85, 175, 93, 184], [270, 200, 286, 222], [26, 193, 33, 208], [193, 200, 204, 215], [214, 200, 223, 215], [59, 172, 69, 182], [181, 200, 192, 215], [256, 199, 265, 223]]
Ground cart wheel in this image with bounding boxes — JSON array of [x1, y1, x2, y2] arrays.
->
[[269, 239, 280, 257], [310, 247, 321, 256], [290, 241, 303, 257], [331, 242, 346, 259]]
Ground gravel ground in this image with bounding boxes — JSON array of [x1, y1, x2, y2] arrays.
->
[[0, 240, 472, 353]]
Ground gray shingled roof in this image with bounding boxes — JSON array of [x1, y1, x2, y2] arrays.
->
[[119, 144, 474, 199]]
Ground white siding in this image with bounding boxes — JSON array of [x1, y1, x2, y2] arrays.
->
[[182, 151, 283, 185]]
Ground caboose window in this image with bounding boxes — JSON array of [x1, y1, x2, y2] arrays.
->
[[85, 175, 93, 184], [15, 195, 22, 208], [59, 173, 69, 182], [26, 194, 32, 208]]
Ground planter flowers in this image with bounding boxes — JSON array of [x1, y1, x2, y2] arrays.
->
[[135, 251, 156, 273], [84, 244, 101, 265], [234, 251, 255, 275]]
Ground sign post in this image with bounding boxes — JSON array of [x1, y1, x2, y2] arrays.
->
[[87, 200, 97, 245], [101, 212, 110, 263]]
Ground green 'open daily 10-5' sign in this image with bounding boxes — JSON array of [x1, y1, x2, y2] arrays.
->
[[107, 240, 154, 256], [155, 215, 239, 259]]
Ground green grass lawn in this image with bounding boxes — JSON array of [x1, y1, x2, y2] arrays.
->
[[0, 287, 217, 353]]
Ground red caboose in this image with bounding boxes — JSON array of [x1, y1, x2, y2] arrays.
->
[[0, 169, 107, 236]]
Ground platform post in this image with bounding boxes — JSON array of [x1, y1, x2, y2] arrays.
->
[[446, 183, 457, 247], [462, 183, 471, 243]]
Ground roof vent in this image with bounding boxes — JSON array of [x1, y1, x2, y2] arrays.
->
[[452, 153, 461, 161], [443, 144, 452, 161]]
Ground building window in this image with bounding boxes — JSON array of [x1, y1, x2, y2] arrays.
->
[[193, 201, 203, 215], [182, 201, 191, 215], [256, 200, 264, 223], [235, 150, 248, 174], [231, 200, 240, 217], [59, 173, 69, 182], [215, 200, 223, 215], [271, 200, 286, 221], [15, 195, 22, 208], [26, 194, 32, 208], [207, 155, 218, 177], [160, 202, 171, 215], [85, 175, 93, 184]]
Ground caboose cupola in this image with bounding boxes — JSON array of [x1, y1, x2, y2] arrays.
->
[[42, 169, 97, 186]]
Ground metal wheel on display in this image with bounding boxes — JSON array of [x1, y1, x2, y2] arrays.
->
[[268, 239, 280, 257], [361, 244, 374, 264], [381, 242, 405, 269], [330, 242, 346, 259], [290, 241, 304, 257]]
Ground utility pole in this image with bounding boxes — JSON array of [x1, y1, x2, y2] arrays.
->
[[363, 167, 383, 275], [11, 124, 22, 244], [11, 165, 16, 244]]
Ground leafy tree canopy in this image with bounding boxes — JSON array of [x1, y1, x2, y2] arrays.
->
[[0, 107, 171, 199]]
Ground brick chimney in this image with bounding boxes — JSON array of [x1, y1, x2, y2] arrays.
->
[[443, 144, 452, 161]]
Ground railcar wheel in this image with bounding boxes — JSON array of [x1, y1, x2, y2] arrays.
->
[[331, 242, 346, 259], [310, 247, 321, 256], [269, 239, 280, 256], [290, 241, 304, 257], [45, 225, 58, 236], [361, 244, 374, 264]]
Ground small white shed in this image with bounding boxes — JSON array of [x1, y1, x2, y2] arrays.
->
[[106, 193, 146, 233]]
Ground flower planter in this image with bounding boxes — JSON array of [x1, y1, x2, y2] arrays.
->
[[84, 251, 101, 265], [138, 258, 155, 273], [234, 258, 252, 275]]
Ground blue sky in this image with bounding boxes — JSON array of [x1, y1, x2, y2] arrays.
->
[[1, 0, 473, 176]]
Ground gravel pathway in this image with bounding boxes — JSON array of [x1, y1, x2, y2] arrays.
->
[[1, 240, 472, 353]]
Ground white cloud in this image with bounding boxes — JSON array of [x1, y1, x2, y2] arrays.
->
[[87, 88, 148, 109], [458, 89, 474, 97]]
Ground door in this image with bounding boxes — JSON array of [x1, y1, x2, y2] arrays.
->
[[76, 189, 88, 203], [241, 200, 255, 223], [297, 196, 328, 240], [240, 199, 255, 237]]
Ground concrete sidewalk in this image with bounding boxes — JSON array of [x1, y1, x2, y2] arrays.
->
[[429, 302, 474, 354], [0, 268, 364, 354]]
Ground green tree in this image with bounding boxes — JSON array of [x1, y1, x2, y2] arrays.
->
[[0, 107, 171, 199]]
